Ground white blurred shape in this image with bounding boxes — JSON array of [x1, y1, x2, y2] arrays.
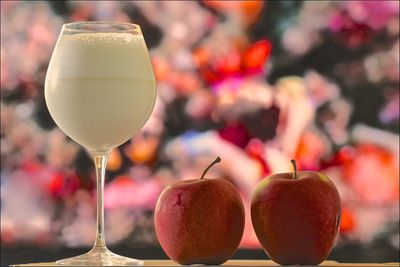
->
[[1, 170, 54, 242]]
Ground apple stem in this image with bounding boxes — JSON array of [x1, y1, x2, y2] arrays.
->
[[200, 157, 221, 180], [291, 159, 298, 179]]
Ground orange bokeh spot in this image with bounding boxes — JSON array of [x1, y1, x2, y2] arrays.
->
[[202, 1, 264, 24], [107, 149, 122, 172], [342, 143, 399, 204], [152, 57, 170, 81], [295, 130, 325, 170], [126, 137, 159, 164], [340, 208, 356, 233], [193, 47, 211, 68]]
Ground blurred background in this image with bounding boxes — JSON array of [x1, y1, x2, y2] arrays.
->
[[1, 0, 399, 265]]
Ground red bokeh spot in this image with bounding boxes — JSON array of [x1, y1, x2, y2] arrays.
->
[[1, 228, 15, 244], [113, 175, 135, 186], [246, 139, 270, 176], [330, 11, 372, 48], [218, 122, 250, 149], [48, 172, 81, 199], [242, 40, 272, 75], [21, 160, 45, 174], [214, 51, 242, 77]]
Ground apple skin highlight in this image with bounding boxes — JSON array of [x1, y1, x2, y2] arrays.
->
[[251, 164, 341, 265]]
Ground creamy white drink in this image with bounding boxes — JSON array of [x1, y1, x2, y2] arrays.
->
[[45, 32, 156, 151]]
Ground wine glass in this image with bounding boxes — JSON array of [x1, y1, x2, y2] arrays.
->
[[44, 21, 156, 266]]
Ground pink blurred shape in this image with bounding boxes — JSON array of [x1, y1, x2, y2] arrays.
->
[[104, 176, 162, 210]]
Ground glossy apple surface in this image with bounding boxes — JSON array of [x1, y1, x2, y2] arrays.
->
[[154, 158, 245, 265], [251, 165, 341, 265]]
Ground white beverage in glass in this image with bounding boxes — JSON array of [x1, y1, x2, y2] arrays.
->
[[44, 22, 156, 266], [46, 32, 156, 152]]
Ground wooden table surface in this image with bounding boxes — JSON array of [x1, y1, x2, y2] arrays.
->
[[11, 260, 399, 266]]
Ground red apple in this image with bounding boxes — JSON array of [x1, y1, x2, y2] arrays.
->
[[251, 160, 341, 265], [154, 157, 245, 265]]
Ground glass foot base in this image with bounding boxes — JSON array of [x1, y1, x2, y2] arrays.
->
[[56, 246, 143, 266]]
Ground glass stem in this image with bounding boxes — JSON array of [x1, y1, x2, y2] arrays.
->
[[92, 151, 110, 249]]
